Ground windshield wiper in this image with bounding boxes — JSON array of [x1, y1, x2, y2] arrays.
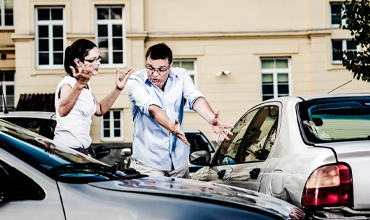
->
[[50, 163, 148, 180]]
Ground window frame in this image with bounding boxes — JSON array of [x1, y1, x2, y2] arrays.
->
[[260, 58, 292, 101], [95, 6, 126, 68], [100, 109, 123, 141], [331, 39, 358, 64], [330, 2, 345, 28], [0, 0, 13, 28], [172, 59, 197, 87], [35, 6, 66, 70]]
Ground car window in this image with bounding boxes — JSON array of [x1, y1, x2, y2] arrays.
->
[[186, 132, 215, 153], [0, 160, 45, 201], [238, 106, 279, 163], [299, 97, 370, 143], [1, 117, 56, 139], [217, 109, 260, 165]]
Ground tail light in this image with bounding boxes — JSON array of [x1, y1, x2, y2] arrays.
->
[[302, 164, 353, 207]]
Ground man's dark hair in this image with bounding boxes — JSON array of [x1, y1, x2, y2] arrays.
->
[[145, 43, 172, 64], [64, 39, 97, 76]]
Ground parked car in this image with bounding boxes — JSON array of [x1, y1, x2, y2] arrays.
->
[[191, 94, 370, 219], [0, 118, 305, 220], [0, 111, 109, 159], [0, 111, 56, 139]]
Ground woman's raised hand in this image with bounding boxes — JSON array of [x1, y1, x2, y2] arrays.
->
[[116, 67, 135, 90], [70, 62, 94, 88]]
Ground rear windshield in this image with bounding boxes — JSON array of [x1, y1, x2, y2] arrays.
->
[[298, 97, 370, 143]]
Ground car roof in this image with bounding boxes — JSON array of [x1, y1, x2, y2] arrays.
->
[[0, 111, 56, 120], [261, 93, 370, 103], [297, 93, 370, 101], [184, 129, 201, 133]]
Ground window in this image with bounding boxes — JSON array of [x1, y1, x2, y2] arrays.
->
[[217, 109, 260, 165], [261, 58, 291, 101], [239, 106, 278, 163], [173, 60, 197, 85], [332, 40, 357, 63], [330, 3, 352, 28], [101, 110, 123, 141], [0, 71, 14, 111], [0, 0, 13, 27], [35, 7, 65, 69], [95, 6, 125, 66]]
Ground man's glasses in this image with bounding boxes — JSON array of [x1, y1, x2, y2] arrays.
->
[[84, 56, 102, 63], [146, 64, 170, 73]]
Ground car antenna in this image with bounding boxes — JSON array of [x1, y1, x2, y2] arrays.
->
[[0, 81, 8, 114], [327, 80, 352, 94]]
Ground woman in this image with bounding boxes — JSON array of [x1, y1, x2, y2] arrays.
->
[[53, 39, 134, 155]]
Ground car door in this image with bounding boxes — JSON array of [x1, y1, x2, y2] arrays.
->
[[209, 105, 279, 192], [0, 149, 65, 220]]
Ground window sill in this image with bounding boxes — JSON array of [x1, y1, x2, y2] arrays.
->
[[328, 63, 346, 71], [32, 69, 65, 76], [101, 138, 124, 142], [0, 27, 15, 31]]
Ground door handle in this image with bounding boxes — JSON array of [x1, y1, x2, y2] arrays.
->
[[249, 168, 260, 179]]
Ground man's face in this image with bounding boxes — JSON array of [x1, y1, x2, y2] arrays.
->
[[146, 57, 172, 90]]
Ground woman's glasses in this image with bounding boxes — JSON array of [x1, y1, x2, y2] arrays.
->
[[84, 56, 102, 63]]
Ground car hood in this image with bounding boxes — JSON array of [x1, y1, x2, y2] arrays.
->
[[89, 176, 304, 219], [315, 140, 370, 209]]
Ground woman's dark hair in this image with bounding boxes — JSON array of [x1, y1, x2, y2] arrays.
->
[[145, 43, 172, 64], [64, 39, 97, 76]]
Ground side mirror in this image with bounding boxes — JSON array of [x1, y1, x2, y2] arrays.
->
[[120, 148, 132, 156], [93, 146, 111, 159], [189, 150, 211, 165]]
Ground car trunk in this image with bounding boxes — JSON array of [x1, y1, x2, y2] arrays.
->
[[315, 140, 370, 209]]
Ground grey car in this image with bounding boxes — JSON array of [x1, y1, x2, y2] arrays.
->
[[191, 94, 370, 219], [0, 118, 305, 220]]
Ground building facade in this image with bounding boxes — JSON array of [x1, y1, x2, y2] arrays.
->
[[0, 0, 368, 144]]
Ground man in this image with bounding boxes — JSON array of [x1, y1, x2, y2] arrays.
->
[[125, 43, 233, 178]]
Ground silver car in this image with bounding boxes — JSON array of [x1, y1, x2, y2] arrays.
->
[[191, 93, 370, 219], [0, 118, 305, 220]]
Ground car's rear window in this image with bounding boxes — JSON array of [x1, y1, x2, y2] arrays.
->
[[298, 96, 370, 143]]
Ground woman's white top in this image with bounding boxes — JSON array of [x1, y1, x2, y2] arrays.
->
[[53, 76, 96, 149]]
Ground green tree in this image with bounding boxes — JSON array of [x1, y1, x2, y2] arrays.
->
[[337, 0, 370, 82]]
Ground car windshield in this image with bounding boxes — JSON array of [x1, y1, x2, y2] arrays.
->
[[298, 97, 370, 143], [0, 119, 138, 183]]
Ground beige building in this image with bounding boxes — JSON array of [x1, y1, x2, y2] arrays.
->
[[0, 0, 368, 145]]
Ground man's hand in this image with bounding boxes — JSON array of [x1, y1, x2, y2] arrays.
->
[[116, 67, 135, 90], [170, 119, 190, 146], [211, 111, 234, 143]]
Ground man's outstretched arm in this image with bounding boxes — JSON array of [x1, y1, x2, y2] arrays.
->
[[192, 97, 234, 143], [148, 105, 190, 146]]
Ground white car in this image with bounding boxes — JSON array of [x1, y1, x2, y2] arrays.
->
[[191, 93, 370, 219]]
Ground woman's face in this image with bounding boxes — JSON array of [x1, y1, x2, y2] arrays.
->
[[83, 47, 101, 76]]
